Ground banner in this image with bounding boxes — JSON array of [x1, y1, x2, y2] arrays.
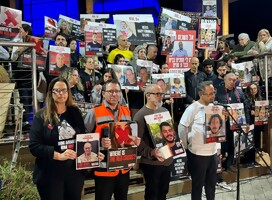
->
[[234, 125, 254, 158], [158, 8, 201, 33], [169, 73, 186, 98], [58, 15, 81, 40], [166, 30, 196, 71], [144, 111, 186, 160], [49, 45, 70, 76], [170, 144, 188, 180], [231, 61, 254, 88], [151, 73, 171, 98], [108, 64, 139, 90], [202, 0, 217, 18], [84, 22, 103, 56], [204, 105, 226, 143], [198, 18, 217, 50], [76, 133, 100, 170], [107, 147, 137, 171], [0, 6, 22, 41], [107, 121, 138, 171], [254, 100, 269, 126], [113, 14, 156, 45], [159, 8, 191, 35], [44, 16, 58, 40], [228, 103, 246, 130]]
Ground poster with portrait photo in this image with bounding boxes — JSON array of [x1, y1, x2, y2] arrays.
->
[[109, 121, 138, 149], [58, 15, 81, 40], [151, 73, 171, 98], [159, 7, 191, 35], [108, 64, 125, 86], [113, 14, 156, 45], [144, 111, 185, 159], [254, 100, 269, 126], [158, 8, 201, 32], [231, 61, 254, 88], [136, 59, 152, 85], [234, 125, 254, 158], [49, 45, 70, 76], [80, 14, 110, 41], [169, 73, 186, 98], [204, 105, 226, 143], [76, 133, 100, 170], [0, 6, 21, 41], [84, 23, 103, 56], [162, 30, 176, 55], [122, 66, 139, 90], [44, 16, 57, 40], [167, 30, 196, 71], [202, 0, 217, 18], [198, 18, 217, 50], [228, 103, 246, 130]]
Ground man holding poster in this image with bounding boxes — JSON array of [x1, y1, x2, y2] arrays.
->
[[84, 79, 138, 200], [134, 84, 173, 200], [179, 81, 217, 200]]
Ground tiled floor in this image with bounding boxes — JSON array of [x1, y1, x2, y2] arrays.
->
[[168, 175, 272, 200]]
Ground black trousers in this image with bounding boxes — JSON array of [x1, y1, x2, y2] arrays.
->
[[187, 151, 217, 200], [94, 171, 129, 200], [140, 163, 171, 200], [221, 130, 234, 169], [36, 169, 84, 200]]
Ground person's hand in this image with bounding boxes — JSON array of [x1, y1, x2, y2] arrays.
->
[[165, 98, 174, 105], [152, 148, 164, 162], [245, 124, 250, 133], [134, 137, 141, 146], [222, 108, 229, 118], [58, 149, 77, 161], [140, 85, 146, 91], [96, 84, 102, 92], [105, 45, 110, 52], [102, 138, 111, 149], [125, 87, 129, 94], [251, 110, 255, 116], [98, 152, 105, 161]]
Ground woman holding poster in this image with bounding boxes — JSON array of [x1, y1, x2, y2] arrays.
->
[[244, 83, 267, 167], [29, 77, 86, 200]]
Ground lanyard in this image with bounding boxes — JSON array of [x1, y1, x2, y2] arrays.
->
[[225, 88, 241, 104]]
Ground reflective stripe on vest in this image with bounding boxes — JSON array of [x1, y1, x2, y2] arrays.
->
[[93, 102, 131, 177]]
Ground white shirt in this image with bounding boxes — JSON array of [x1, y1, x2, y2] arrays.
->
[[179, 101, 217, 156]]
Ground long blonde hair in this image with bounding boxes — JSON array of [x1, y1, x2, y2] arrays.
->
[[61, 67, 84, 91], [257, 29, 272, 43], [43, 77, 74, 125]]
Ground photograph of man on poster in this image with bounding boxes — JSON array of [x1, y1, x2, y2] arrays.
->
[[172, 42, 188, 57], [160, 121, 176, 147], [124, 67, 137, 86], [87, 33, 102, 52], [207, 114, 224, 137], [52, 53, 68, 72], [77, 142, 98, 163]]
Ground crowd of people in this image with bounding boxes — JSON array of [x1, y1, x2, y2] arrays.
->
[[0, 17, 271, 200]]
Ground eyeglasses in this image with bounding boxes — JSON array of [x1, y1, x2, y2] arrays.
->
[[203, 92, 216, 96], [148, 92, 165, 97], [52, 88, 68, 94], [105, 90, 121, 94]]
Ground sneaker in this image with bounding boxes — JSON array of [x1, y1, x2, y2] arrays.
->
[[247, 162, 255, 168], [202, 186, 206, 197], [216, 182, 232, 191]]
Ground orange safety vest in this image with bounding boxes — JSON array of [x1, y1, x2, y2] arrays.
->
[[93, 102, 131, 177]]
